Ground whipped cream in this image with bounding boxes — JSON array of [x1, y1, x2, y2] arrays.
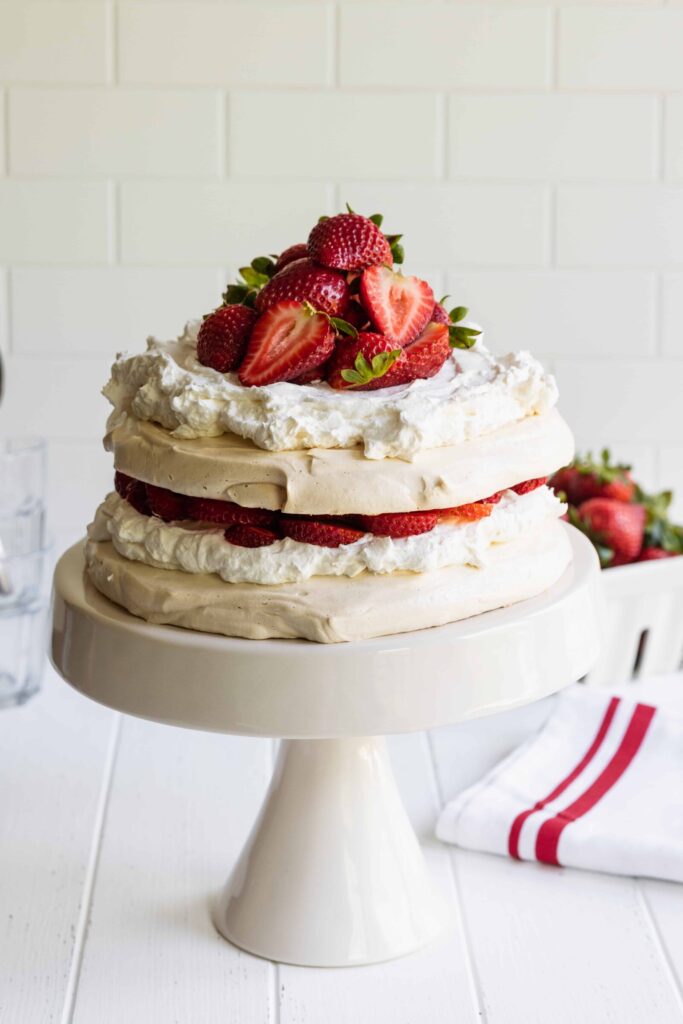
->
[[104, 321, 558, 461], [89, 488, 565, 586]]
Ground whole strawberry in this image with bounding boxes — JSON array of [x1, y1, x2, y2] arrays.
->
[[308, 212, 392, 271], [197, 305, 257, 373], [255, 258, 350, 317], [638, 547, 677, 561], [327, 333, 403, 391], [548, 466, 586, 506], [274, 243, 308, 273], [575, 497, 646, 567]]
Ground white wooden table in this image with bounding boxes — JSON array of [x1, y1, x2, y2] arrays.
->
[[3, 595, 683, 1023]]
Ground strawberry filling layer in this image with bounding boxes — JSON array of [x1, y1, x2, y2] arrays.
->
[[114, 471, 547, 548]]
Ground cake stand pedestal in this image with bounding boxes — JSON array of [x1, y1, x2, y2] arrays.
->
[[51, 527, 601, 967]]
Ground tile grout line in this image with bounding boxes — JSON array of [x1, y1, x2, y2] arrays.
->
[[635, 882, 683, 1013], [424, 730, 488, 1024], [60, 712, 123, 1024]]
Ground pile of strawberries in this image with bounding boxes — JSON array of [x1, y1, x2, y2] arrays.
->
[[549, 451, 683, 567], [195, 207, 480, 390], [115, 472, 546, 549]]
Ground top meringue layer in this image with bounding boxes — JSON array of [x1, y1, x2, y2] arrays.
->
[[104, 321, 558, 461]]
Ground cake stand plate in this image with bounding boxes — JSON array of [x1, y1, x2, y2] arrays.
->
[[51, 527, 601, 967]]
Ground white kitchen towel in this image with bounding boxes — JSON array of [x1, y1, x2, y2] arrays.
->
[[436, 685, 683, 882]]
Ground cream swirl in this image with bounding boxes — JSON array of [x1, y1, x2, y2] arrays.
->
[[103, 322, 558, 461], [89, 487, 566, 586]]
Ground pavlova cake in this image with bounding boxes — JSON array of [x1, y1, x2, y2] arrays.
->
[[86, 207, 574, 643]]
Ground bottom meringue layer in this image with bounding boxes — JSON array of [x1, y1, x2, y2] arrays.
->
[[84, 519, 572, 644]]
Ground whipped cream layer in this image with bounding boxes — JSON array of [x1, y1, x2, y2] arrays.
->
[[85, 522, 572, 643], [104, 322, 558, 461], [89, 487, 565, 586]]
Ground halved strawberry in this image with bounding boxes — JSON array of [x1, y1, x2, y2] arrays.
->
[[360, 266, 434, 347], [308, 213, 392, 271], [114, 470, 134, 499], [438, 501, 496, 522], [358, 510, 438, 538], [255, 258, 350, 317], [238, 301, 335, 387], [196, 305, 257, 373], [280, 517, 365, 548], [224, 523, 280, 548], [326, 332, 403, 391], [126, 480, 151, 516], [186, 496, 274, 528], [512, 477, 548, 496], [274, 243, 308, 273], [378, 322, 450, 388], [146, 484, 187, 522]]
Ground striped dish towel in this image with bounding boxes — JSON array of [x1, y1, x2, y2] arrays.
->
[[436, 685, 683, 881]]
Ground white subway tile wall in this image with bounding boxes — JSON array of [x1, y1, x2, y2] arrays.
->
[[0, 0, 680, 526]]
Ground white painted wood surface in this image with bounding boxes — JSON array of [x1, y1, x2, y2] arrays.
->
[[2, 659, 683, 1023]]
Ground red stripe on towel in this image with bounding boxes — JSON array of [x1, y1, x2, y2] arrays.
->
[[535, 702, 656, 866], [507, 696, 621, 860]]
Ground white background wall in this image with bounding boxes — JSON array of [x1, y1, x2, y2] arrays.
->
[[0, 0, 681, 532]]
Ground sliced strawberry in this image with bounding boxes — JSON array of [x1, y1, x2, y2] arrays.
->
[[224, 523, 280, 548], [146, 484, 187, 522], [280, 517, 365, 548], [308, 213, 392, 271], [438, 501, 496, 522], [358, 510, 438, 538], [512, 477, 548, 496], [239, 301, 335, 387], [114, 470, 134, 500], [274, 243, 308, 273], [326, 332, 403, 391], [126, 480, 151, 516], [378, 322, 450, 388], [196, 305, 257, 373], [255, 258, 350, 317], [186, 496, 274, 528], [360, 266, 434, 347]]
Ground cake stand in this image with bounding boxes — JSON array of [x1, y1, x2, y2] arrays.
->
[[51, 527, 601, 968]]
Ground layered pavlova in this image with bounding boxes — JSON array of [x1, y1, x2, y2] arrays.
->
[[86, 207, 574, 642]]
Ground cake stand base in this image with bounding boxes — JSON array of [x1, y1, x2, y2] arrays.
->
[[51, 529, 601, 968], [214, 737, 444, 966]]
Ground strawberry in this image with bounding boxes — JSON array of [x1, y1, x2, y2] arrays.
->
[[186, 496, 274, 528], [431, 303, 451, 324], [239, 301, 335, 387], [344, 300, 371, 331], [280, 517, 365, 548], [146, 484, 187, 522], [196, 305, 257, 373], [308, 212, 392, 271], [358, 510, 438, 538], [255, 258, 350, 317], [379, 322, 450, 387], [638, 546, 678, 561], [274, 243, 308, 273], [114, 470, 134, 500], [291, 362, 329, 385], [548, 466, 586, 506], [327, 333, 402, 391], [126, 479, 151, 516], [512, 477, 548, 496], [575, 498, 646, 567], [438, 500, 496, 522], [224, 523, 280, 548], [360, 266, 434, 347]]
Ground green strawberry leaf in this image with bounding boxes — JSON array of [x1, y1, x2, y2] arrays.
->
[[329, 317, 358, 338], [341, 348, 402, 387], [391, 242, 404, 265], [450, 306, 468, 324], [369, 213, 384, 227], [250, 256, 276, 278], [239, 266, 270, 289], [448, 324, 481, 349], [222, 283, 253, 306]]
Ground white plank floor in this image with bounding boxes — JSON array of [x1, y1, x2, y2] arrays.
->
[[3, 654, 683, 1023]]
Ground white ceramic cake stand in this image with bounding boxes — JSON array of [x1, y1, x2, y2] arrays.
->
[[51, 527, 601, 968]]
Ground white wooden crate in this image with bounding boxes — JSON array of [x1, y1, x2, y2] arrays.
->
[[584, 557, 683, 687]]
